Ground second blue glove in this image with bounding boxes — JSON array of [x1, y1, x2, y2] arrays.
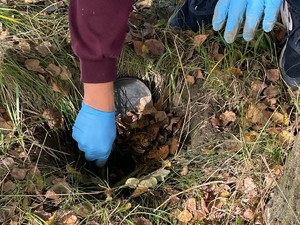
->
[[72, 102, 116, 167], [212, 0, 282, 43]]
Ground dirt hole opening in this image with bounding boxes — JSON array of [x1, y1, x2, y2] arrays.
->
[[29, 79, 187, 191]]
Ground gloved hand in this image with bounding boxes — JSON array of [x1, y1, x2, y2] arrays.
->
[[72, 102, 116, 167], [212, 0, 282, 43]]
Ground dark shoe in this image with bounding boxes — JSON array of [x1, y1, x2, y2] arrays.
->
[[170, 0, 218, 32], [280, 0, 300, 90]]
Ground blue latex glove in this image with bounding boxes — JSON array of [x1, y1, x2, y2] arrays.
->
[[72, 102, 116, 167], [213, 0, 282, 43]]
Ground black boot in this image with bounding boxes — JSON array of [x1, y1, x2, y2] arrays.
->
[[280, 0, 300, 89], [170, 0, 218, 32]]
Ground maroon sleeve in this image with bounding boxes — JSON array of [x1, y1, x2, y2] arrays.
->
[[69, 0, 133, 83]]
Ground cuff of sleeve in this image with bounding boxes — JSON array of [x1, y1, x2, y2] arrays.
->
[[80, 58, 118, 83]]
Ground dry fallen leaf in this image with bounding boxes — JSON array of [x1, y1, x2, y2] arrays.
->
[[210, 41, 223, 61], [194, 34, 209, 46], [263, 98, 277, 108], [50, 181, 71, 195], [210, 115, 222, 128], [169, 137, 179, 155], [200, 197, 209, 214], [131, 185, 148, 198], [177, 209, 193, 223], [230, 67, 243, 76], [266, 69, 280, 82], [130, 132, 151, 149], [250, 80, 267, 93], [133, 40, 146, 57], [46, 63, 61, 77], [124, 32, 132, 43], [134, 217, 152, 225], [147, 123, 160, 140], [16, 39, 31, 54], [139, 177, 158, 188], [197, 70, 204, 79], [136, 0, 153, 7], [1, 157, 14, 168], [214, 198, 225, 209], [263, 85, 280, 98], [246, 104, 270, 125], [280, 110, 290, 126], [154, 96, 168, 111], [25, 0, 44, 3], [59, 66, 72, 80], [219, 190, 230, 198], [266, 127, 281, 136], [264, 174, 276, 190], [151, 168, 170, 182], [35, 41, 54, 57], [185, 75, 195, 85], [168, 196, 180, 207], [272, 111, 285, 124], [125, 178, 140, 189], [185, 198, 197, 213], [193, 210, 206, 222], [45, 190, 59, 200], [42, 108, 64, 129], [51, 81, 62, 93], [166, 117, 181, 131], [25, 59, 45, 73], [147, 145, 170, 160], [244, 131, 259, 142], [220, 111, 236, 127], [180, 166, 189, 176], [222, 139, 242, 152], [9, 221, 18, 225], [11, 167, 28, 180], [2, 181, 15, 193], [243, 177, 257, 195], [44, 212, 57, 225], [278, 130, 295, 145], [144, 39, 165, 56], [243, 208, 254, 220], [126, 168, 170, 193], [59, 213, 78, 225], [0, 116, 13, 134], [154, 111, 168, 123]]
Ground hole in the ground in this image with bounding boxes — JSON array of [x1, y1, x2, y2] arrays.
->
[[28, 78, 186, 188]]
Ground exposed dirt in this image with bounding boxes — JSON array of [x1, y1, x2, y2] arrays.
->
[[180, 78, 230, 148]]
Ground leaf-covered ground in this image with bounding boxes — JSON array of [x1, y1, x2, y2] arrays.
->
[[0, 0, 299, 224]]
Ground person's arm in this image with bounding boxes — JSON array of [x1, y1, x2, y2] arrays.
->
[[69, 0, 132, 166], [69, 0, 133, 84]]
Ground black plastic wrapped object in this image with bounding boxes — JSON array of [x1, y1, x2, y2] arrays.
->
[[114, 78, 153, 115]]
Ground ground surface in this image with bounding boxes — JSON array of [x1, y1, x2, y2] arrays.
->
[[0, 0, 299, 224]]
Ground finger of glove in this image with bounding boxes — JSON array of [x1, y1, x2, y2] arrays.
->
[[243, 0, 264, 41], [79, 143, 112, 162], [224, 0, 247, 43], [263, 0, 282, 32], [212, 0, 231, 31]]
